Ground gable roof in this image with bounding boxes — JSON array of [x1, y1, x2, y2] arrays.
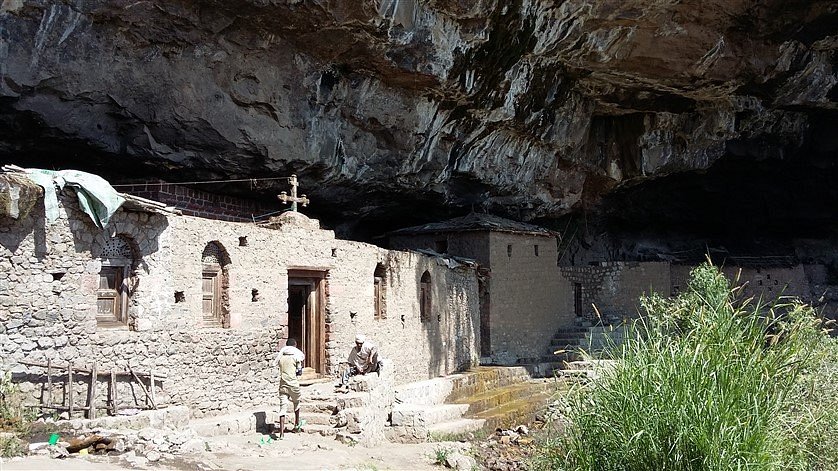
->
[[390, 213, 556, 237]]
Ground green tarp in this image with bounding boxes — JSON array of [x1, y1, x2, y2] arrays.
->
[[20, 168, 125, 229]]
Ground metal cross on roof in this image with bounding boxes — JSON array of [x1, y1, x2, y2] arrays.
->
[[277, 174, 310, 212]]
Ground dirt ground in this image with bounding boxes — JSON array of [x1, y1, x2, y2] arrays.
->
[[1, 431, 470, 471]]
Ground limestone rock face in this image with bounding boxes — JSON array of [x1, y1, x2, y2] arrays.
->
[[0, 0, 835, 223]]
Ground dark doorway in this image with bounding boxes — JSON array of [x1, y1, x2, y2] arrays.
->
[[574, 283, 583, 318], [287, 270, 326, 375], [478, 277, 490, 357]]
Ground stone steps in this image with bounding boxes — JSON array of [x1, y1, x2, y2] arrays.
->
[[188, 401, 342, 438], [426, 418, 486, 437], [451, 380, 553, 416], [471, 389, 555, 431], [390, 404, 470, 427], [390, 368, 560, 439], [445, 367, 536, 403]]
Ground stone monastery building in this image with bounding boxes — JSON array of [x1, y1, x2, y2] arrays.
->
[[0, 171, 480, 416]]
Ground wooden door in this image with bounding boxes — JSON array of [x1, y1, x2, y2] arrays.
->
[[202, 270, 221, 326], [97, 267, 125, 326], [288, 271, 326, 374]]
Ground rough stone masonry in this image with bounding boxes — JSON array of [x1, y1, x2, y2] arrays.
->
[[0, 178, 480, 418]]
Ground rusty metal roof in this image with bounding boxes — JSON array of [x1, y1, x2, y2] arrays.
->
[[390, 213, 556, 237]]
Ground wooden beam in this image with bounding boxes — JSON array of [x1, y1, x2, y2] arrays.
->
[[17, 360, 166, 379], [46, 359, 53, 408], [87, 362, 97, 420], [67, 361, 74, 418], [109, 371, 116, 416], [128, 364, 156, 410]]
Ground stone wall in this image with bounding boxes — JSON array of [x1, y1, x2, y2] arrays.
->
[[1, 190, 479, 417], [390, 230, 575, 364], [487, 232, 573, 364], [671, 263, 812, 303], [560, 262, 670, 323]]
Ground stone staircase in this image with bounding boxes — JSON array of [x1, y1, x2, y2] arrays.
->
[[188, 372, 395, 445], [388, 366, 561, 441], [540, 318, 634, 364]]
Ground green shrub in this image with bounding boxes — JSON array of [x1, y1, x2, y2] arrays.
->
[[533, 263, 832, 471]]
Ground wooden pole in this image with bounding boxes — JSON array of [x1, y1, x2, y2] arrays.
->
[[128, 364, 156, 410], [67, 361, 74, 418], [46, 359, 53, 408], [109, 371, 116, 416], [149, 370, 156, 411], [87, 362, 97, 420], [17, 360, 166, 379]]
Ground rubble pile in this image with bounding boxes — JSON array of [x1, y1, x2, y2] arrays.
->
[[26, 427, 206, 466], [474, 425, 539, 471]]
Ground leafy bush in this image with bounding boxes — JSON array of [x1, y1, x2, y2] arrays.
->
[[0, 371, 34, 457], [533, 263, 835, 471]]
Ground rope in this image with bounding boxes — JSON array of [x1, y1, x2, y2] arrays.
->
[[111, 176, 293, 187]]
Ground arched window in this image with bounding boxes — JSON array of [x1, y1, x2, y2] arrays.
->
[[374, 263, 386, 320], [420, 271, 431, 322], [96, 235, 136, 328], [201, 241, 231, 328]]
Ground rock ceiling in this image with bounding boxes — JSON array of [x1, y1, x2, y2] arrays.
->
[[0, 0, 835, 241]]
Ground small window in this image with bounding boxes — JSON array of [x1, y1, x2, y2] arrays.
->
[[507, 244, 512, 257], [420, 271, 432, 322], [534, 245, 539, 257], [434, 239, 448, 254]]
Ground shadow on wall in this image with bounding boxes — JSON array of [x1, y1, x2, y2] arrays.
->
[[0, 198, 48, 259], [422, 265, 477, 378]]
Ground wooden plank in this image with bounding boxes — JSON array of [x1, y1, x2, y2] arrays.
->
[[67, 361, 74, 418], [17, 360, 166, 379], [109, 371, 116, 416], [128, 364, 156, 410], [46, 359, 52, 408], [87, 362, 97, 419], [149, 370, 156, 411]]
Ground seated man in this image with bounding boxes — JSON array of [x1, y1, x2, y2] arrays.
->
[[337, 333, 382, 389]]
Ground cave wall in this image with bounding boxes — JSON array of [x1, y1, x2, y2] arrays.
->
[[0, 0, 834, 229]]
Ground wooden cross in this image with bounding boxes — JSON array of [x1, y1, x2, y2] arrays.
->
[[277, 174, 310, 212]]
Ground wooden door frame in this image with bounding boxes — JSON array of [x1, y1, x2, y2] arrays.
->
[[288, 270, 326, 374], [202, 267, 222, 326], [97, 261, 130, 327]]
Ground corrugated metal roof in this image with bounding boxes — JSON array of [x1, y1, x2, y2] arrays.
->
[[390, 213, 556, 237]]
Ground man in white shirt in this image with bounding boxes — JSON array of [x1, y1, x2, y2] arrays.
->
[[337, 333, 383, 389], [273, 338, 305, 437]]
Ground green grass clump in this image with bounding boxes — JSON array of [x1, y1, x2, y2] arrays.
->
[[533, 263, 835, 471]]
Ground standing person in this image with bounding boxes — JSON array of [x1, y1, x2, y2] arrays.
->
[[273, 338, 304, 438], [337, 333, 382, 389]]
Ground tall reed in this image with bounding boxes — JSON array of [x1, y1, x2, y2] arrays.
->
[[533, 263, 831, 471]]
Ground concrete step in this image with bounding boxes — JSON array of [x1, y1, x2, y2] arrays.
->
[[554, 327, 590, 335], [550, 336, 584, 345], [426, 418, 486, 437], [299, 423, 340, 437], [520, 362, 563, 378], [470, 389, 554, 431], [300, 401, 337, 414], [390, 404, 470, 427], [300, 412, 335, 426], [395, 377, 456, 406], [188, 406, 342, 438], [451, 380, 553, 416], [446, 367, 535, 403]]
